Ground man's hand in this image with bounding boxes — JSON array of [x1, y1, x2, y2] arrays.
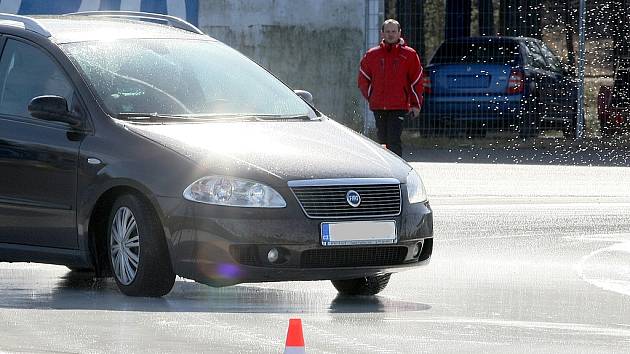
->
[[409, 107, 420, 118]]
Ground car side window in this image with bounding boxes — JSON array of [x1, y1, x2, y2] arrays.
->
[[0, 39, 75, 118], [523, 41, 547, 70], [538, 42, 563, 73]]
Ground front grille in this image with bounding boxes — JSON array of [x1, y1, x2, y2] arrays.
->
[[291, 184, 401, 218], [300, 246, 407, 268]]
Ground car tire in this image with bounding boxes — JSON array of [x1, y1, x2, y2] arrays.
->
[[331, 273, 391, 296], [563, 110, 578, 140], [107, 193, 175, 297], [600, 120, 615, 138], [518, 95, 539, 139]]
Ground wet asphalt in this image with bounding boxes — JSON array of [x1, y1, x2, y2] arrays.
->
[[1, 141, 629, 353]]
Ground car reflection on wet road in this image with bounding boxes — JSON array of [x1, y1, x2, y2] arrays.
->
[[1, 162, 629, 353]]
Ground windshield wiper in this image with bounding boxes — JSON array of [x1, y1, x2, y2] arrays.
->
[[251, 114, 315, 121], [117, 112, 318, 122], [117, 112, 194, 121], [175, 113, 316, 121]]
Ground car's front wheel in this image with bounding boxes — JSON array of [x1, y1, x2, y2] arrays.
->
[[107, 194, 175, 297], [331, 274, 391, 296], [600, 119, 617, 138]]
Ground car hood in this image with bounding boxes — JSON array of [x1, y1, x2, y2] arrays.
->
[[125, 118, 411, 183]]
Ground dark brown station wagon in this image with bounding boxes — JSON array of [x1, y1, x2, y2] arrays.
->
[[0, 11, 433, 297]]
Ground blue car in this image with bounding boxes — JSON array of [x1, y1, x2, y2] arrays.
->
[[421, 36, 578, 138]]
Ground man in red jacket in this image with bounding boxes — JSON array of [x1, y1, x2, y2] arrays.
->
[[358, 19, 424, 157]]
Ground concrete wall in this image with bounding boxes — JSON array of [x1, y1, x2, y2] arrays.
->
[[198, 0, 367, 131]]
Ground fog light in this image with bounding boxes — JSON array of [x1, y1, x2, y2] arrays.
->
[[412, 244, 421, 258], [267, 248, 279, 263]]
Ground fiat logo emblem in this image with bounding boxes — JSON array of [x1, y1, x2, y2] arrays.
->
[[346, 190, 361, 207]]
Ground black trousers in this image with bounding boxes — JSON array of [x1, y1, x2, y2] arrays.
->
[[374, 110, 406, 157]]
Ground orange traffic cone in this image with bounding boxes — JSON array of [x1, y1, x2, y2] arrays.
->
[[283, 318, 305, 354]]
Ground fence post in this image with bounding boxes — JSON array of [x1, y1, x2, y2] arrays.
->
[[576, 0, 586, 139], [363, 0, 384, 135], [445, 0, 471, 39], [478, 0, 494, 36]]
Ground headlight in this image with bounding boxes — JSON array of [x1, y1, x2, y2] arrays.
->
[[406, 169, 428, 203], [183, 176, 286, 208]]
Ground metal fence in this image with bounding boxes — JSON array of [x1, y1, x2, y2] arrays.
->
[[386, 0, 629, 140]]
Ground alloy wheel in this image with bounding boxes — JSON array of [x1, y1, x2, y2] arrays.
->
[[110, 206, 140, 285]]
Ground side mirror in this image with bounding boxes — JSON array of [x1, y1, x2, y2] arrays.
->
[[28, 95, 81, 127], [294, 90, 313, 105]]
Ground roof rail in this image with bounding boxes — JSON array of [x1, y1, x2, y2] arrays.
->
[[64, 11, 204, 35], [0, 13, 51, 37]]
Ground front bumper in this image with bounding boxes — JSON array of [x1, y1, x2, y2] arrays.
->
[[156, 196, 433, 287]]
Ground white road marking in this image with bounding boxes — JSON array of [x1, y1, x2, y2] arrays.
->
[[384, 317, 630, 337], [303, 322, 397, 354], [431, 197, 630, 207], [563, 233, 630, 243], [576, 240, 630, 296], [437, 233, 536, 242]]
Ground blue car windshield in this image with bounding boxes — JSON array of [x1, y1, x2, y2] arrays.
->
[[62, 39, 315, 119], [431, 41, 520, 65]]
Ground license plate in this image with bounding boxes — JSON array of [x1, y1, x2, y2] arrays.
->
[[320, 221, 397, 246]]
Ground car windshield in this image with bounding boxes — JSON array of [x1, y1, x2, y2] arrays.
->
[[61, 39, 316, 119], [430, 41, 520, 65]]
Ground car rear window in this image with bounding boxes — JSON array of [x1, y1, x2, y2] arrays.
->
[[430, 40, 520, 65]]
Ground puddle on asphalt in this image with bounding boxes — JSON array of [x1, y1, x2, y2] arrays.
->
[[0, 264, 430, 314]]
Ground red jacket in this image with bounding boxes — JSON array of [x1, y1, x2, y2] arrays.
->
[[358, 39, 424, 111]]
